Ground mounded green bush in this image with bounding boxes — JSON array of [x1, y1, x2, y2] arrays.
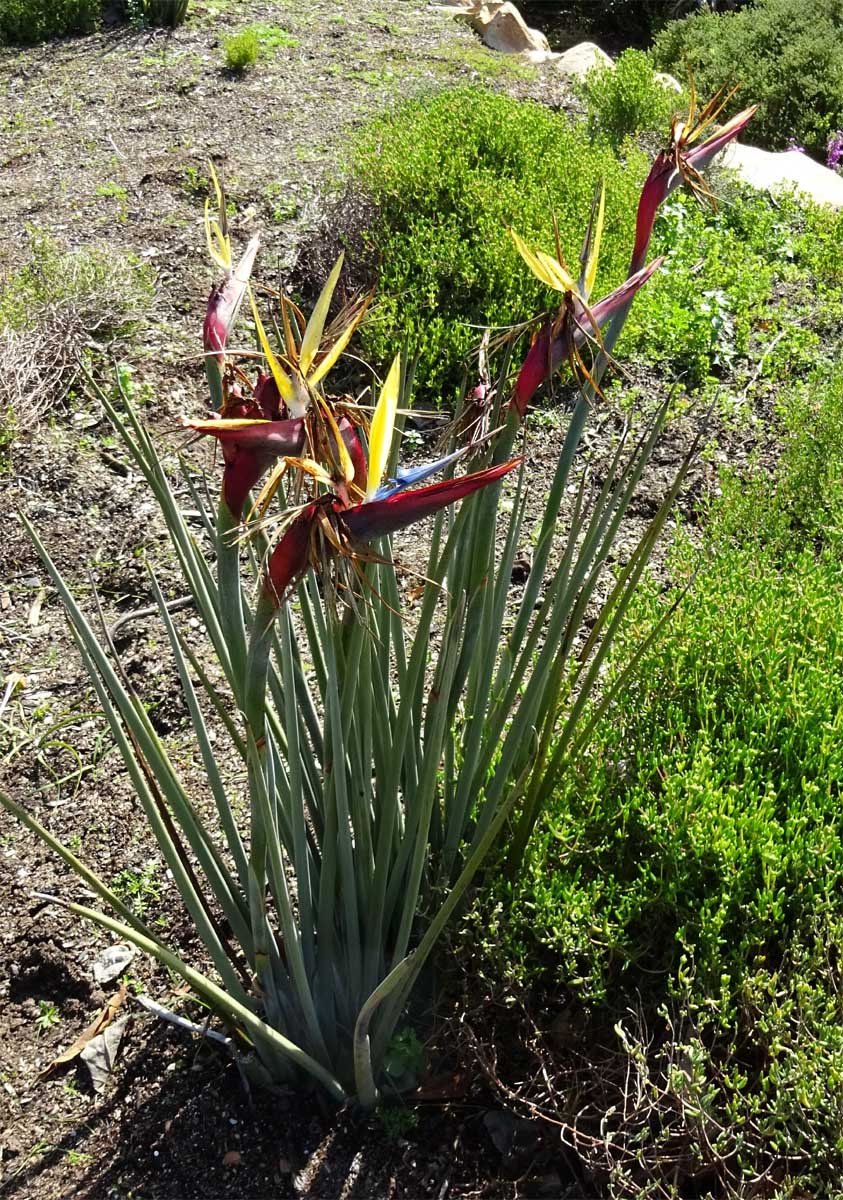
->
[[344, 87, 648, 405], [651, 0, 843, 159], [577, 48, 683, 148], [0, 0, 99, 44]]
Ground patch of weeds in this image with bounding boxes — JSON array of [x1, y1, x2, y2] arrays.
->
[[365, 13, 400, 35], [0, 407, 16, 472], [2, 113, 27, 134], [263, 182, 299, 224], [113, 363, 152, 408], [223, 22, 298, 71], [35, 1000, 60, 1033], [94, 180, 129, 221], [247, 22, 298, 51], [112, 860, 162, 917], [470, 43, 536, 80], [376, 1104, 419, 1139], [65, 1149, 89, 1166], [383, 1027, 424, 1081], [181, 164, 206, 197], [347, 66, 397, 89]]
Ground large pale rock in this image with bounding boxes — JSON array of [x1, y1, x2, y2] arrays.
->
[[471, 2, 550, 54], [717, 143, 843, 209], [555, 41, 613, 81]]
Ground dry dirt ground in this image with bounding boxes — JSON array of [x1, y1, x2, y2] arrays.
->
[[0, 4, 601, 1198]]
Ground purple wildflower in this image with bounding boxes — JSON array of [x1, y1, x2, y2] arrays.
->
[[827, 131, 843, 173]]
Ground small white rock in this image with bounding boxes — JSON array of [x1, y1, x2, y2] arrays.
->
[[93, 942, 135, 985], [654, 71, 683, 94]]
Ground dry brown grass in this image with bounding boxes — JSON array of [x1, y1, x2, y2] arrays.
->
[[0, 236, 153, 431]]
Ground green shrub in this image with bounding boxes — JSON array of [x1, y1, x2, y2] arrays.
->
[[343, 87, 648, 404], [651, 0, 843, 159], [223, 27, 259, 72], [0, 0, 99, 44], [474, 362, 843, 1189], [223, 23, 295, 71], [484, 536, 843, 1187], [620, 186, 778, 382], [717, 364, 843, 556], [497, 540, 843, 1005], [624, 179, 843, 386], [491, 361, 843, 1003], [577, 48, 682, 148]]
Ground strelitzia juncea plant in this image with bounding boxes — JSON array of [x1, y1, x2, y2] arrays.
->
[[6, 98, 755, 1102]]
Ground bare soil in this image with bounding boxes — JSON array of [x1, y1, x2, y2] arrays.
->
[[0, 4, 764, 1198]]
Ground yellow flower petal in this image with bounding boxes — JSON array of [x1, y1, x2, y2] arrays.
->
[[300, 253, 345, 375], [583, 182, 605, 299], [204, 200, 231, 271], [188, 418, 269, 431], [366, 352, 401, 501], [209, 161, 224, 217], [319, 396, 355, 485], [307, 300, 368, 388], [248, 286, 299, 413], [536, 249, 577, 293], [509, 228, 575, 293]]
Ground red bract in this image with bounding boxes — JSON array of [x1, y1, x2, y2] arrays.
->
[[265, 503, 319, 602], [203, 236, 260, 364], [339, 416, 367, 492], [512, 258, 664, 416], [253, 373, 282, 420], [630, 106, 757, 276], [263, 459, 521, 608], [342, 458, 521, 540], [188, 416, 305, 519], [629, 153, 675, 279]]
